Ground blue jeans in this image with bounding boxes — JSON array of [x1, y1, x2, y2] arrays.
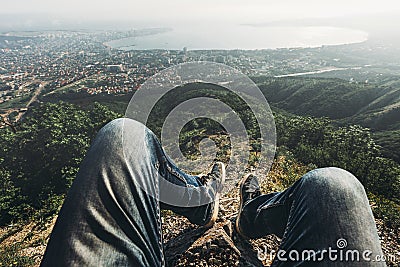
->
[[41, 119, 385, 266], [239, 168, 386, 266]]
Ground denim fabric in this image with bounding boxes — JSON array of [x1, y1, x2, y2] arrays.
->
[[41, 118, 166, 266], [41, 118, 221, 266], [41, 119, 385, 266], [240, 168, 386, 266]]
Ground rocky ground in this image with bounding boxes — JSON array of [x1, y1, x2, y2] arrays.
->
[[1, 156, 399, 266]]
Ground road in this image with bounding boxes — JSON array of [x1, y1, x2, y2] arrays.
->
[[1, 80, 48, 124]]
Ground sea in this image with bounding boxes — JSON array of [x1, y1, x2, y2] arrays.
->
[[105, 24, 369, 51]]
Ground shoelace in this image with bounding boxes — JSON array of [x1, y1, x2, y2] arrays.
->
[[200, 173, 224, 192], [249, 190, 261, 199], [199, 175, 211, 186]]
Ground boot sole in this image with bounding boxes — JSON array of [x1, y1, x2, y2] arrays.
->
[[204, 162, 226, 228]]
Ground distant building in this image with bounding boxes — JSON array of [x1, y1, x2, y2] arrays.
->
[[182, 47, 188, 62], [215, 55, 226, 64], [106, 64, 124, 73]]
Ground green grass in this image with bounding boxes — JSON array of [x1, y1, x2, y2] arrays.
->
[[0, 242, 35, 267], [0, 94, 32, 112], [369, 193, 400, 230]]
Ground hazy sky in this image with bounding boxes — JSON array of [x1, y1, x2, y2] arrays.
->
[[1, 0, 400, 34], [3, 0, 400, 23]]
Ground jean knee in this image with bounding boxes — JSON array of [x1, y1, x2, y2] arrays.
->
[[97, 118, 125, 138], [99, 118, 153, 145], [301, 167, 366, 198], [100, 118, 143, 134]]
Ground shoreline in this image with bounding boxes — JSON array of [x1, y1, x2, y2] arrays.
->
[[103, 38, 369, 52], [103, 26, 369, 52]]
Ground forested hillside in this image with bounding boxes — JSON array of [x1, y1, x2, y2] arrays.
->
[[255, 76, 400, 128], [254, 76, 400, 162]]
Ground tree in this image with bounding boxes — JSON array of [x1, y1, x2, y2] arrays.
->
[[0, 101, 120, 225], [274, 113, 400, 202]]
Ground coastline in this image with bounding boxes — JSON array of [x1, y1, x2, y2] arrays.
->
[[103, 26, 369, 51]]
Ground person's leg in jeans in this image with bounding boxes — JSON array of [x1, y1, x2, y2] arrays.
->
[[236, 168, 385, 266], [41, 118, 224, 267]]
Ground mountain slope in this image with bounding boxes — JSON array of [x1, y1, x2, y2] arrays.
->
[[255, 76, 400, 131]]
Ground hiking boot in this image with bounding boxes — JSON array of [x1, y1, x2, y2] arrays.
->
[[198, 162, 226, 227], [160, 162, 225, 227], [235, 173, 261, 238]]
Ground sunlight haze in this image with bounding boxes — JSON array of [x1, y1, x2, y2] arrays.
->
[[2, 0, 400, 22]]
